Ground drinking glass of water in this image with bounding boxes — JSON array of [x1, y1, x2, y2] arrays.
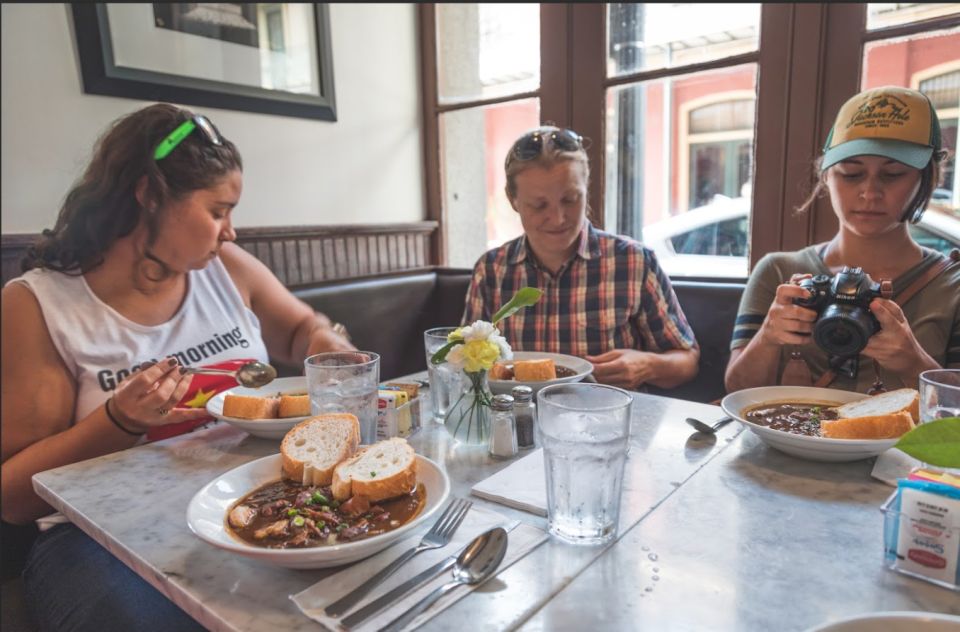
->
[[423, 327, 463, 423], [538, 382, 633, 545], [919, 369, 960, 424], [305, 351, 380, 445]]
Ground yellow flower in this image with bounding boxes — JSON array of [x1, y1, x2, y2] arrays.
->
[[460, 339, 501, 373]]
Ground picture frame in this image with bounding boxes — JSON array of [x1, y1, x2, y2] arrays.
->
[[71, 3, 336, 121]]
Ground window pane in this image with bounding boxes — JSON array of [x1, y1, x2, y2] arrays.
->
[[867, 3, 960, 30], [607, 4, 760, 77], [436, 4, 539, 104], [605, 65, 756, 278], [440, 99, 540, 268], [863, 28, 960, 217]]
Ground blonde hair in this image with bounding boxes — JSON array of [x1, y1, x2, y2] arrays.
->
[[504, 125, 590, 200]]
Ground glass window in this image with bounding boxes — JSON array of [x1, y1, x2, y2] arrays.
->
[[867, 3, 960, 30], [605, 64, 757, 278], [436, 3, 540, 104], [863, 28, 960, 217], [670, 216, 749, 256], [440, 99, 540, 269], [607, 3, 760, 77]]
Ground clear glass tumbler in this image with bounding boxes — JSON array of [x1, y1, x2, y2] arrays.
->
[[305, 351, 380, 445], [538, 382, 633, 545], [918, 369, 960, 477], [423, 327, 463, 422]]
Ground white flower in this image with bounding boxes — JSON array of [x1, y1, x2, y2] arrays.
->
[[460, 320, 496, 342]]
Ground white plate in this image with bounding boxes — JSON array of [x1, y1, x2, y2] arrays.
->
[[186, 452, 451, 569], [489, 351, 594, 395], [721, 386, 899, 462], [206, 377, 310, 440], [804, 611, 960, 632]]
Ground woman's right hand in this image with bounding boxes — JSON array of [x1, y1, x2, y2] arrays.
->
[[757, 282, 819, 347], [110, 358, 209, 431]]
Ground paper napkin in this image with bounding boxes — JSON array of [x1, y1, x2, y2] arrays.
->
[[470, 449, 547, 516], [871, 449, 923, 487], [292, 504, 546, 631]]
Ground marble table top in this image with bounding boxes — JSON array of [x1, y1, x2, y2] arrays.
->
[[31, 381, 959, 631]]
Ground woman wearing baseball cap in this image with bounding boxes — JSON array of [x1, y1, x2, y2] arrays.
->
[[725, 85, 959, 394]]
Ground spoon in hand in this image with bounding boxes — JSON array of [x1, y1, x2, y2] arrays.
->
[[183, 361, 278, 389], [379, 527, 509, 632], [686, 416, 734, 435]]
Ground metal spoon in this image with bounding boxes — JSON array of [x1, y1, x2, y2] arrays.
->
[[379, 527, 509, 632], [686, 415, 734, 435], [183, 361, 278, 389]]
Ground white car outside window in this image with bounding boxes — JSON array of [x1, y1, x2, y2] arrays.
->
[[640, 196, 960, 278]]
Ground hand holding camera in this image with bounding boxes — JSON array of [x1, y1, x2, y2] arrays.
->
[[791, 267, 893, 357]]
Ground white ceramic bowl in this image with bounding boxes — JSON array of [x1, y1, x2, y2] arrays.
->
[[804, 611, 960, 632], [206, 376, 310, 440], [186, 452, 451, 569], [721, 386, 900, 462], [489, 351, 594, 395]]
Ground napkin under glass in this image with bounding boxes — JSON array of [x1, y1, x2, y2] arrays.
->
[[292, 504, 546, 631], [469, 449, 547, 516]]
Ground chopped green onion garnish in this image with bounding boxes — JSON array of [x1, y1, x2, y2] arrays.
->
[[287, 508, 299, 516], [292, 516, 305, 527], [309, 491, 328, 505]]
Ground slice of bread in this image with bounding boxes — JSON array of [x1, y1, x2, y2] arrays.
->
[[280, 414, 361, 486], [490, 362, 513, 380], [223, 394, 279, 420], [821, 411, 915, 439], [833, 388, 920, 423], [331, 437, 417, 502], [821, 388, 920, 439], [278, 394, 310, 418], [514, 358, 557, 381]]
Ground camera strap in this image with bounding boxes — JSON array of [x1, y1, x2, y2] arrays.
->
[[811, 249, 959, 389]]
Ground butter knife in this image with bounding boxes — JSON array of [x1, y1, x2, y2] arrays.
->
[[340, 520, 521, 630]]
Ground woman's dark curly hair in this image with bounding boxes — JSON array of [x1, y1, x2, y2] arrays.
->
[[22, 103, 243, 275]]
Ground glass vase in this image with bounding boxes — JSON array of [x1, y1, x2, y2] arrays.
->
[[444, 369, 492, 445]]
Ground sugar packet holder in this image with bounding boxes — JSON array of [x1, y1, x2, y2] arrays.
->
[[378, 386, 421, 440], [881, 474, 960, 591]]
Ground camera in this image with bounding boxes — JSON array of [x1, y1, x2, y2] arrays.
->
[[793, 267, 893, 357]]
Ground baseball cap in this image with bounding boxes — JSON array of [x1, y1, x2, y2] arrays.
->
[[821, 86, 941, 170]]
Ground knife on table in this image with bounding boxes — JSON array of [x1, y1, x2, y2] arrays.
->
[[340, 520, 521, 629]]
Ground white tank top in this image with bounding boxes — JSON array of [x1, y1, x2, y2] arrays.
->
[[9, 257, 270, 422]]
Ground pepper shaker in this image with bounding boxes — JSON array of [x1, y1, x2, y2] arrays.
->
[[488, 394, 518, 459], [511, 385, 537, 450]]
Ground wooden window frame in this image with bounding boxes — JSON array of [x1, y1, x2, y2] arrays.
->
[[419, 4, 960, 271]]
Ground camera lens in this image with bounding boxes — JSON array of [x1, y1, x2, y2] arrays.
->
[[813, 305, 876, 356]]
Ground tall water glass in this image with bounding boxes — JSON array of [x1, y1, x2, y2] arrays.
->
[[305, 351, 380, 445], [918, 369, 960, 476], [424, 327, 462, 422], [538, 383, 633, 545]]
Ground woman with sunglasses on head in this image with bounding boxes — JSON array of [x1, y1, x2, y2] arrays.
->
[[1, 103, 353, 631], [462, 126, 700, 391], [725, 86, 959, 394]]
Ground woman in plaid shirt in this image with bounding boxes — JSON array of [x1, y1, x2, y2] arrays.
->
[[462, 126, 700, 391]]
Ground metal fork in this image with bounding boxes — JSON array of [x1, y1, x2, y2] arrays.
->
[[324, 497, 473, 618]]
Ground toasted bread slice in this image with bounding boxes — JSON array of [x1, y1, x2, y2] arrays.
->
[[278, 394, 311, 418], [833, 388, 920, 424], [514, 358, 557, 382], [223, 394, 279, 420], [280, 414, 361, 486], [331, 438, 417, 502], [821, 410, 915, 439], [490, 362, 513, 380]]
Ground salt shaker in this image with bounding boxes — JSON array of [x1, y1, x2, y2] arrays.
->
[[488, 394, 518, 459], [511, 385, 537, 450]]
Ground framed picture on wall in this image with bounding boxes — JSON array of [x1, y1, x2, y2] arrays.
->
[[71, 3, 336, 120]]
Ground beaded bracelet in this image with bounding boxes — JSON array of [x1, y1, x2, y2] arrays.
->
[[105, 397, 145, 436]]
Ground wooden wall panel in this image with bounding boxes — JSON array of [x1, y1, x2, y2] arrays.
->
[[1, 222, 438, 288]]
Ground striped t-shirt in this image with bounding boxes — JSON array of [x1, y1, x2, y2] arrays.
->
[[461, 222, 697, 357]]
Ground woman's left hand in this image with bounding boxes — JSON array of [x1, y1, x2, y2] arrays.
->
[[862, 298, 936, 378], [305, 324, 356, 356], [585, 349, 657, 389]]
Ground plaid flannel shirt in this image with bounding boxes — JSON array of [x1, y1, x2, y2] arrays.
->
[[461, 222, 697, 356]]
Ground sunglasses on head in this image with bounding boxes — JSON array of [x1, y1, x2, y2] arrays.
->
[[511, 128, 584, 161], [153, 114, 223, 161]]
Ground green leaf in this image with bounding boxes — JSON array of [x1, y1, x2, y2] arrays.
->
[[492, 287, 544, 325], [430, 340, 463, 365], [893, 417, 960, 468]]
